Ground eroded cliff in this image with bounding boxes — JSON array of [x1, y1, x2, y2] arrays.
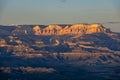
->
[[33, 24, 110, 35]]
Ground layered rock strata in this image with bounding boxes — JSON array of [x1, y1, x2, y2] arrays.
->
[[33, 24, 110, 35]]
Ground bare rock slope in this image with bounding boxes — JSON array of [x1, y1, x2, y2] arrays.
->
[[33, 24, 110, 35]]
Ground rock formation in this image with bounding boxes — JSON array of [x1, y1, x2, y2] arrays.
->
[[33, 24, 110, 35], [33, 26, 42, 35]]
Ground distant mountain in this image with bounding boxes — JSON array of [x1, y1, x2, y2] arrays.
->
[[0, 23, 120, 52], [0, 23, 120, 59], [0, 23, 120, 80]]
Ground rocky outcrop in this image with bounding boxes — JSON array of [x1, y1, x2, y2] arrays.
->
[[33, 26, 41, 35], [33, 24, 110, 35]]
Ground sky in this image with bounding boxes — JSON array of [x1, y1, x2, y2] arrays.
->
[[0, 0, 120, 32]]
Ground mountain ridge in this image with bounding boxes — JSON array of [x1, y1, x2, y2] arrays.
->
[[33, 23, 111, 35]]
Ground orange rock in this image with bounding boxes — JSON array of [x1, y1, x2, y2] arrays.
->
[[33, 26, 41, 35], [33, 24, 109, 35]]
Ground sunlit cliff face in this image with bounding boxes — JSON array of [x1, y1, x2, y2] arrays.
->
[[33, 25, 41, 35], [33, 24, 110, 35]]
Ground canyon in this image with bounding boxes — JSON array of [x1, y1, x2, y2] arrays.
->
[[0, 23, 120, 80]]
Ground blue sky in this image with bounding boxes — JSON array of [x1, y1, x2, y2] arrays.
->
[[0, 0, 120, 31]]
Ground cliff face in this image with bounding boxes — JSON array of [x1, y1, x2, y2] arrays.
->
[[33, 24, 110, 35]]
